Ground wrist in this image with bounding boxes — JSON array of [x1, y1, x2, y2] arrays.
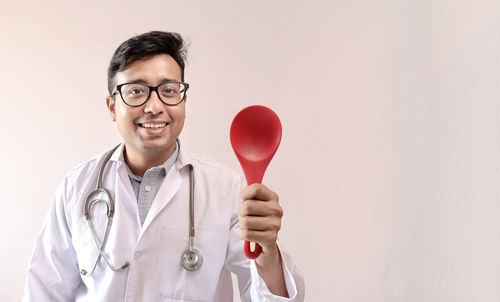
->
[[256, 243, 280, 268]]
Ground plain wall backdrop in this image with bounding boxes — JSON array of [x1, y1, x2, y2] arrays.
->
[[1, 0, 500, 301]]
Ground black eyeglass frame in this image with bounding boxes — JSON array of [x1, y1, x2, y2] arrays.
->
[[111, 81, 190, 107]]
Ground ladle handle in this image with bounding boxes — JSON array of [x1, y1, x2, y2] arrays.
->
[[244, 240, 262, 259]]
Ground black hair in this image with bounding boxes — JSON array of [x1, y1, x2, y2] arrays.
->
[[107, 31, 187, 95]]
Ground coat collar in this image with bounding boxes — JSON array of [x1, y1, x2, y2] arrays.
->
[[175, 137, 195, 170], [107, 137, 194, 171], [106, 137, 195, 238]]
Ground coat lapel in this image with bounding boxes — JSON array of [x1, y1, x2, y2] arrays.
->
[[110, 139, 194, 241]]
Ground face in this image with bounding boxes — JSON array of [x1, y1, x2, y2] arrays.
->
[[106, 54, 186, 158]]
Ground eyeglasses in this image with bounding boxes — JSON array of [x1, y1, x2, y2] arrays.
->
[[112, 81, 189, 107]]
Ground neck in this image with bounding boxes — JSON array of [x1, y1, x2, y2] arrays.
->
[[124, 143, 176, 177]]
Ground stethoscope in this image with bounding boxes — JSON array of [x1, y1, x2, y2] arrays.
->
[[80, 144, 203, 277]]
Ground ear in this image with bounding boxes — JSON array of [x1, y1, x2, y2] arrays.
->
[[183, 94, 188, 104], [106, 96, 116, 121]]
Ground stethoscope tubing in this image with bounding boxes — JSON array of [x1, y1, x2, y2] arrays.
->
[[81, 145, 202, 276]]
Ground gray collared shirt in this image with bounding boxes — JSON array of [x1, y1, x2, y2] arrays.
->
[[123, 143, 179, 226]]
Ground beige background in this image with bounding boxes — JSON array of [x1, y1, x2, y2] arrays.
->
[[1, 0, 499, 301]]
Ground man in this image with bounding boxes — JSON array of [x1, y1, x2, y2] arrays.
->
[[23, 31, 304, 301]]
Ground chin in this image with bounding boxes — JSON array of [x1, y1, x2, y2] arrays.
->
[[140, 140, 176, 154]]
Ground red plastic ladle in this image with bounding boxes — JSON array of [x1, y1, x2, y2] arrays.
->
[[230, 105, 282, 259]]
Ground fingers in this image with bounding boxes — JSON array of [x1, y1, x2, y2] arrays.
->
[[239, 215, 282, 232], [241, 183, 279, 203], [239, 199, 283, 217], [238, 229, 279, 246], [238, 184, 283, 251]]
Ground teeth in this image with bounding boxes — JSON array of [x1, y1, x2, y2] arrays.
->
[[142, 123, 167, 129]]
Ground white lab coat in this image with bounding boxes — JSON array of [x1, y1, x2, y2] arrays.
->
[[23, 139, 304, 302]]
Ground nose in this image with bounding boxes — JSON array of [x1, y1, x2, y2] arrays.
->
[[143, 90, 165, 115]]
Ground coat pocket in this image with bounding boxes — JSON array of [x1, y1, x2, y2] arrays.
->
[[156, 226, 228, 301]]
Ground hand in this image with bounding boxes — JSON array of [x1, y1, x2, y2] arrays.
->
[[238, 183, 289, 297], [238, 183, 283, 256]]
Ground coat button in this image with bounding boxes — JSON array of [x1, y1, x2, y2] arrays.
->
[[134, 251, 142, 260], [144, 185, 151, 192]]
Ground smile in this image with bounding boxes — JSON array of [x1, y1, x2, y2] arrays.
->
[[138, 123, 168, 129]]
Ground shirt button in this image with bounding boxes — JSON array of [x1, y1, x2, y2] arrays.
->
[[134, 251, 142, 260], [144, 185, 151, 192]]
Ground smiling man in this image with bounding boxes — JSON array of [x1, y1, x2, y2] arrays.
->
[[108, 54, 186, 176], [22, 31, 304, 302]]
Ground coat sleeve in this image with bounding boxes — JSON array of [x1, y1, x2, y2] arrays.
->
[[225, 174, 305, 302], [22, 176, 81, 302]]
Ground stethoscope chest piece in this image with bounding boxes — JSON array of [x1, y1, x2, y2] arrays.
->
[[181, 248, 203, 271]]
